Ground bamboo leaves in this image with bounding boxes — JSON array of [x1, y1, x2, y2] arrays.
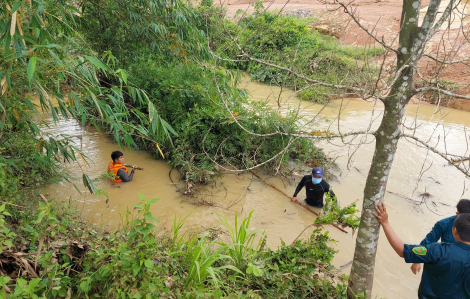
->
[[85, 56, 111, 72], [27, 56, 37, 85], [82, 173, 98, 195]]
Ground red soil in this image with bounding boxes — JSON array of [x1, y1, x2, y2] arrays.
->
[[222, 0, 470, 110]]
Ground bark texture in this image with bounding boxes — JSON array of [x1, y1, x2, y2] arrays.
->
[[346, 0, 454, 296]]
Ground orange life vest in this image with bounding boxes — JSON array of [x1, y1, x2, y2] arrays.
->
[[107, 162, 127, 183]]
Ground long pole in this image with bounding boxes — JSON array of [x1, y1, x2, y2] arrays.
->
[[249, 171, 348, 234], [124, 165, 144, 170]]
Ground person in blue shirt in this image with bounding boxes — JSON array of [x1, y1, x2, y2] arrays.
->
[[411, 198, 470, 275], [373, 203, 470, 299]]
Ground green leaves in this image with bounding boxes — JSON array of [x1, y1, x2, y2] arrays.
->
[[246, 263, 263, 277], [144, 259, 154, 269], [0, 276, 11, 298], [85, 55, 111, 72], [27, 56, 37, 85], [315, 194, 361, 231], [144, 212, 158, 223], [80, 280, 90, 294], [82, 173, 98, 194], [217, 210, 264, 270]]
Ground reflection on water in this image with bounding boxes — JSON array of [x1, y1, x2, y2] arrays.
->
[[39, 78, 470, 299]]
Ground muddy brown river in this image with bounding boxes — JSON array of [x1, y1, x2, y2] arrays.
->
[[38, 77, 470, 299]]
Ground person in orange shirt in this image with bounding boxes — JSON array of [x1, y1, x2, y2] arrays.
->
[[107, 151, 136, 182]]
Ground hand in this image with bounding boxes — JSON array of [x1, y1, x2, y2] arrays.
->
[[372, 203, 389, 225], [132, 165, 137, 171], [410, 263, 421, 275], [291, 197, 297, 202]]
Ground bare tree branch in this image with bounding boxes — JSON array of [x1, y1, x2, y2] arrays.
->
[[413, 86, 470, 100], [332, 0, 398, 53], [423, 53, 470, 67], [236, 54, 376, 98], [401, 133, 470, 177]]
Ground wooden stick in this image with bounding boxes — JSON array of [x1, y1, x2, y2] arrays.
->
[[249, 171, 348, 234], [0, 200, 26, 208], [124, 165, 144, 170], [39, 194, 48, 204]]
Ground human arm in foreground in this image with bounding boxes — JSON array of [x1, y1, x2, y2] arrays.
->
[[372, 203, 405, 257]]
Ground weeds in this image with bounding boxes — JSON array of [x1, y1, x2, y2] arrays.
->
[[184, 233, 242, 289], [217, 210, 264, 270], [315, 194, 361, 231], [2, 191, 349, 298]]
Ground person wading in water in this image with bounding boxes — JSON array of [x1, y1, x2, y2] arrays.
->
[[107, 151, 136, 183], [291, 167, 335, 208]]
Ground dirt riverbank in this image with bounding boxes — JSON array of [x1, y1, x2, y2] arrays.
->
[[223, 0, 470, 111]]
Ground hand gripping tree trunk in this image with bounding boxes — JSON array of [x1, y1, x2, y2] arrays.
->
[[347, 0, 455, 297]]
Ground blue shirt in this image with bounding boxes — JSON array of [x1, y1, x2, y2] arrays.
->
[[403, 242, 470, 299], [420, 215, 456, 246]]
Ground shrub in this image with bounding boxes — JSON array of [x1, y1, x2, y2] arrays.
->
[[126, 56, 325, 184], [205, 9, 384, 103]]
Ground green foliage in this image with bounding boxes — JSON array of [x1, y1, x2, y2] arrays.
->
[[315, 194, 361, 230], [2, 189, 348, 298], [183, 233, 242, 289], [0, 204, 16, 255], [205, 7, 383, 103], [78, 0, 209, 62], [126, 56, 324, 183], [245, 228, 348, 298], [217, 210, 264, 270], [0, 1, 176, 164], [0, 130, 58, 199]]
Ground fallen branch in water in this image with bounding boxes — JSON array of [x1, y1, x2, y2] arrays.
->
[[249, 171, 348, 234]]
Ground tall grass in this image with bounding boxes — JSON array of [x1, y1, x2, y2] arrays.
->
[[172, 214, 190, 250], [217, 210, 265, 270], [184, 233, 242, 289]]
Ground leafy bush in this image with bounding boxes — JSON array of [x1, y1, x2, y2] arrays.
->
[[315, 194, 361, 230], [244, 228, 348, 298], [2, 192, 349, 298], [204, 8, 384, 103], [126, 56, 325, 184]]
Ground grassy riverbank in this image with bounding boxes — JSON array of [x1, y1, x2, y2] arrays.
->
[[202, 5, 383, 103], [1, 162, 349, 298]]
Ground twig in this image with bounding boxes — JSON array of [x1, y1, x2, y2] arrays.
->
[[291, 223, 321, 244], [39, 194, 49, 204], [0, 200, 26, 208]]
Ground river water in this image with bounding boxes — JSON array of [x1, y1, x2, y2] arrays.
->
[[38, 77, 470, 299]]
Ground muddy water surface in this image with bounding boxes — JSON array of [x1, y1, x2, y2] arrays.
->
[[39, 79, 470, 299]]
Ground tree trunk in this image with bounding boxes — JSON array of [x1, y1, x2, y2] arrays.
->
[[347, 61, 416, 297], [347, 83, 410, 297], [345, 0, 438, 294]]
